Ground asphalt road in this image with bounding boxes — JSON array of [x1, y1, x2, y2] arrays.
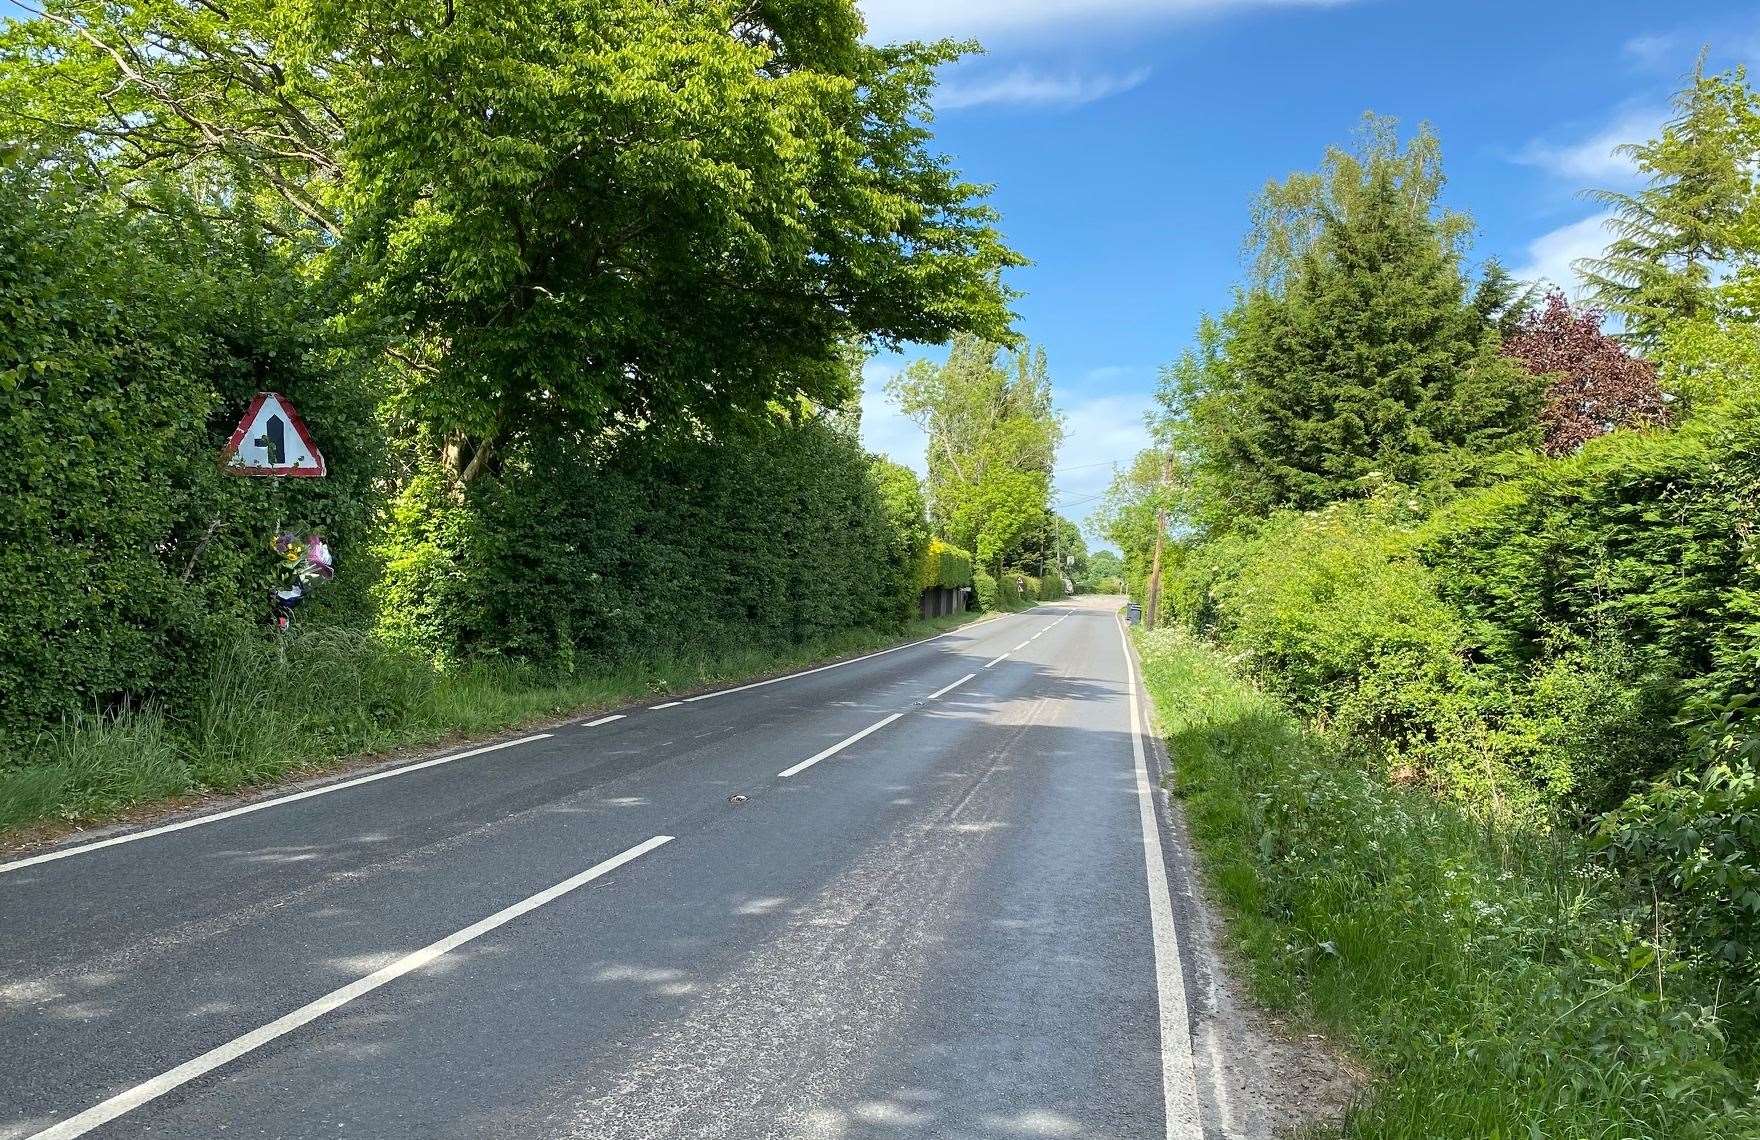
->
[[1, 597, 1208, 1139]]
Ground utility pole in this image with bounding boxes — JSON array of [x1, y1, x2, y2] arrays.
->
[[1144, 454, 1171, 630]]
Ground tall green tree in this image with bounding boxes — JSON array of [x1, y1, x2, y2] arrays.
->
[[1091, 449, 1178, 612], [1160, 121, 1540, 529], [1, 0, 1023, 479], [1001, 511, 1086, 578], [1582, 64, 1760, 346], [1246, 115, 1472, 294], [887, 334, 1061, 568], [1582, 64, 1760, 409]]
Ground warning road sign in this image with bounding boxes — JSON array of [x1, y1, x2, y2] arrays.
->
[[223, 392, 326, 477]]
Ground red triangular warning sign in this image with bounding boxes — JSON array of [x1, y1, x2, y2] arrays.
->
[[222, 392, 327, 477]]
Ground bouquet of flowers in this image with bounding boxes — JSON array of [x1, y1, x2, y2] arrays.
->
[[269, 532, 335, 629]]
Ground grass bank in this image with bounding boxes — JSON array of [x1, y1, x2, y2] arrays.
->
[[1133, 627, 1759, 1139], [0, 609, 994, 841]]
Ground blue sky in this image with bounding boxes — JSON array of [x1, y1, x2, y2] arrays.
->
[[853, 0, 1760, 542]]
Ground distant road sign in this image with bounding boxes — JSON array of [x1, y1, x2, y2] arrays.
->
[[223, 392, 326, 477]]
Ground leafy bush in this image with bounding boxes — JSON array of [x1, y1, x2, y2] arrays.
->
[[1160, 399, 1760, 1035], [975, 569, 1034, 612], [916, 538, 974, 593], [1138, 631, 1760, 1137], [376, 417, 909, 668], [0, 172, 383, 743], [1420, 397, 1760, 722], [1598, 696, 1760, 1013], [974, 570, 998, 612]]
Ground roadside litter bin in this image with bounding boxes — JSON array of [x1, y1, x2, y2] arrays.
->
[[1127, 603, 1142, 626]]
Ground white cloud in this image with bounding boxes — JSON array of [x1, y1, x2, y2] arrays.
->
[[1512, 211, 1618, 299], [859, 0, 1350, 44], [937, 65, 1152, 110], [1054, 392, 1155, 541], [1623, 31, 1684, 71], [1513, 106, 1665, 186]]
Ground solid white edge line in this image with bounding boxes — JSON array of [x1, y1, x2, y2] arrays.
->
[[984, 654, 1009, 669], [777, 713, 903, 779], [0, 734, 555, 877], [680, 610, 1016, 705], [581, 714, 626, 728], [926, 673, 977, 701], [648, 702, 682, 710], [1115, 613, 1202, 1137], [26, 835, 675, 1140]]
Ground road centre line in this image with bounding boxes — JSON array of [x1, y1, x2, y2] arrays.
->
[[25, 835, 675, 1140], [580, 714, 626, 728], [926, 672, 977, 701], [777, 714, 903, 779], [0, 734, 555, 877], [984, 654, 1008, 668], [1115, 612, 1203, 1136], [679, 610, 1020, 705]]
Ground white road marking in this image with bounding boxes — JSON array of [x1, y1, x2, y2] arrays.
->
[[984, 654, 1009, 668], [926, 673, 977, 700], [581, 714, 626, 728], [679, 613, 1010, 705], [777, 714, 903, 779], [1012, 642, 1031, 652], [0, 735, 554, 876], [25, 836, 674, 1140], [648, 702, 682, 710], [4, 610, 1039, 876], [1115, 613, 1203, 1137]]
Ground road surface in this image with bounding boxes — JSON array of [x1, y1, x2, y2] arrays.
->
[[1, 597, 1212, 1139]]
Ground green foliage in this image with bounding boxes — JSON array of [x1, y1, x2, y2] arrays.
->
[[1583, 64, 1760, 368], [1245, 115, 1473, 293], [376, 417, 908, 667], [1137, 631, 1760, 1138], [888, 335, 1061, 562], [1076, 549, 1125, 593], [974, 569, 1034, 613], [1597, 697, 1760, 1009], [1420, 395, 1760, 722], [1165, 504, 1548, 816], [915, 538, 973, 593], [0, 3, 998, 835], [0, 169, 383, 742], [871, 456, 932, 618], [1, 0, 1023, 471], [999, 510, 1085, 578], [1091, 450, 1175, 600], [1157, 118, 1540, 533], [1163, 390, 1760, 1021]]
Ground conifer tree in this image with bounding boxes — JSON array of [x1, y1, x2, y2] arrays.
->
[[1164, 130, 1541, 525], [1582, 63, 1760, 351]]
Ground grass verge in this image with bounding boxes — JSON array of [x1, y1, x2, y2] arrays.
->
[[1133, 627, 1759, 1139], [1, 608, 995, 841]]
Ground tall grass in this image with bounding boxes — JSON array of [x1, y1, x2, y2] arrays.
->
[[0, 610, 986, 834], [1135, 628, 1759, 1139]]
